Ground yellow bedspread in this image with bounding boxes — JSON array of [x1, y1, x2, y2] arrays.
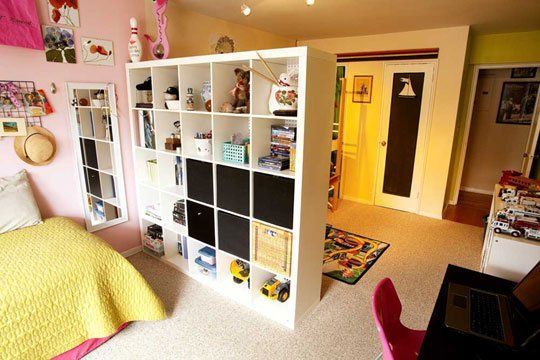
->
[[0, 217, 166, 359]]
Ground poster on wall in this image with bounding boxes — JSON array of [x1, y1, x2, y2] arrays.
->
[[47, 0, 80, 27], [0, 0, 44, 50], [496, 81, 539, 125], [81, 38, 114, 66], [42, 25, 76, 64]]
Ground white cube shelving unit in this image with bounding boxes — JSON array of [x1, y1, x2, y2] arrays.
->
[[126, 47, 336, 328]]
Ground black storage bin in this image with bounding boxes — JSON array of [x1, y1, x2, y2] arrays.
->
[[187, 200, 215, 246], [186, 159, 214, 205], [253, 172, 295, 229], [216, 165, 250, 216], [218, 211, 250, 261]]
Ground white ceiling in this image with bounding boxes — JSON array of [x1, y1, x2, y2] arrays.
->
[[171, 0, 540, 40]]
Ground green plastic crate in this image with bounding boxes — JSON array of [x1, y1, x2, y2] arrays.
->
[[222, 141, 249, 164]]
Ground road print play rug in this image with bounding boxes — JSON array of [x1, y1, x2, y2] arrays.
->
[[323, 226, 389, 285]]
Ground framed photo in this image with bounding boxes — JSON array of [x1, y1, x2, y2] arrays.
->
[[511, 67, 537, 79], [496, 82, 539, 125], [47, 0, 80, 27], [81, 37, 114, 66], [42, 25, 76, 64], [0, 118, 27, 136], [352, 75, 373, 103]]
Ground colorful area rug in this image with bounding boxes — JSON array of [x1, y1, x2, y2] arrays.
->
[[323, 226, 389, 285]]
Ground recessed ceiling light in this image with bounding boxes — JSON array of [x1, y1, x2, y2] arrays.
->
[[241, 3, 251, 16], [306, 0, 315, 5]]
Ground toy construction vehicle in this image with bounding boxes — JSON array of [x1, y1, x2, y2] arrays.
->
[[230, 259, 250, 284], [260, 276, 290, 303]]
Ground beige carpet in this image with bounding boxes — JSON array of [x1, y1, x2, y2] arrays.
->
[[87, 201, 483, 360]]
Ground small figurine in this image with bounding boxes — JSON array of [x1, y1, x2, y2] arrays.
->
[[186, 87, 195, 111], [228, 68, 250, 113], [220, 102, 234, 113], [201, 80, 212, 112]]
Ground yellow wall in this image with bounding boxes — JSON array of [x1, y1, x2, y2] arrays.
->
[[302, 26, 470, 218], [340, 62, 383, 203], [446, 30, 540, 205], [144, 2, 296, 57]]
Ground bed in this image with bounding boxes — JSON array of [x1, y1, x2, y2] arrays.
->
[[0, 217, 166, 359]]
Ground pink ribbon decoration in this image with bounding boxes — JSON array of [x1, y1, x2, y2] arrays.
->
[[0, 0, 44, 50], [0, 82, 22, 108]]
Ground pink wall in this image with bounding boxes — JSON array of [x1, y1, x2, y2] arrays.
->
[[0, 0, 146, 253]]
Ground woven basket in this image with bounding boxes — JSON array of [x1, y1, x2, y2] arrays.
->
[[252, 221, 292, 277]]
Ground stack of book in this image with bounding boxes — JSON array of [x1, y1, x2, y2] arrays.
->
[[258, 125, 296, 171], [145, 203, 161, 221], [258, 154, 290, 171], [270, 125, 296, 157], [173, 199, 186, 226]]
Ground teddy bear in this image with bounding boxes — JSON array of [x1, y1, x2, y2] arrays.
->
[[229, 68, 250, 113]]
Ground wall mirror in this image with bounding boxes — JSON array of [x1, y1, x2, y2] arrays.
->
[[67, 82, 128, 231]]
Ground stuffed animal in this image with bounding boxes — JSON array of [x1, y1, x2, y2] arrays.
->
[[229, 68, 250, 113]]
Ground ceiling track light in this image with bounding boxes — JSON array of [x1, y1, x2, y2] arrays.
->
[[241, 3, 251, 16], [241, 0, 314, 16]]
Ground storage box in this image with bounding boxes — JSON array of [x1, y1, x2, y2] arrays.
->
[[252, 221, 292, 277], [222, 141, 248, 164]]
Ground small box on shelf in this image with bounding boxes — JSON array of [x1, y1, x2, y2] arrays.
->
[[194, 246, 217, 279], [143, 224, 164, 257]]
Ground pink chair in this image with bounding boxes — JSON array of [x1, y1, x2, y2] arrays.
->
[[371, 278, 426, 360]]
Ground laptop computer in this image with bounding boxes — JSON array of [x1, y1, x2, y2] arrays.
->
[[445, 261, 540, 347]]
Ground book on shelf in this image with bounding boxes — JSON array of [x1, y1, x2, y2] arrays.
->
[[173, 199, 186, 226], [175, 157, 183, 186], [145, 203, 161, 221]]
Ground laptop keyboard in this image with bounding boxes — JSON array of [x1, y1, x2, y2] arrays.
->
[[470, 289, 505, 341]]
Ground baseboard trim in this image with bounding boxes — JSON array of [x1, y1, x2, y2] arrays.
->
[[121, 246, 142, 258], [419, 210, 443, 220], [341, 195, 373, 205], [459, 186, 493, 195]]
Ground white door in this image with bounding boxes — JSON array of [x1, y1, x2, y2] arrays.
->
[[522, 85, 540, 177], [374, 62, 435, 212]]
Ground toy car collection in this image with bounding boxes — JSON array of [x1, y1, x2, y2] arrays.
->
[[260, 276, 290, 303], [493, 171, 540, 241]]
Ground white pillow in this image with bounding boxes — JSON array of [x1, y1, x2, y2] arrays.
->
[[0, 170, 42, 234]]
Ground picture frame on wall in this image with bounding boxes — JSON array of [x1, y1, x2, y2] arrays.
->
[[81, 37, 114, 66], [47, 0, 80, 27], [496, 81, 539, 125], [352, 75, 373, 103], [511, 67, 537, 79], [0, 117, 27, 136]]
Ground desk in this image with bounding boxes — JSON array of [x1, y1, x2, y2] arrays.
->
[[418, 265, 539, 359]]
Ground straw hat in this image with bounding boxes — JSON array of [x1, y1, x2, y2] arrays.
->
[[14, 126, 56, 166]]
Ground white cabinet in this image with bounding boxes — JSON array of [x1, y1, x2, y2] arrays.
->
[[481, 185, 540, 282]]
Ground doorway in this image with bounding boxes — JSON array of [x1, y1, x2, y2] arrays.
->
[[448, 65, 540, 226], [374, 62, 436, 212]]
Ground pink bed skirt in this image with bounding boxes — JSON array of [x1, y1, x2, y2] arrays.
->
[[52, 322, 130, 360]]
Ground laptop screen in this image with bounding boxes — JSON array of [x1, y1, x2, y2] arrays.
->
[[512, 261, 540, 313]]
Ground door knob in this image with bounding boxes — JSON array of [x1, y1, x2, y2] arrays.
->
[[381, 141, 387, 147], [523, 153, 529, 158]]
